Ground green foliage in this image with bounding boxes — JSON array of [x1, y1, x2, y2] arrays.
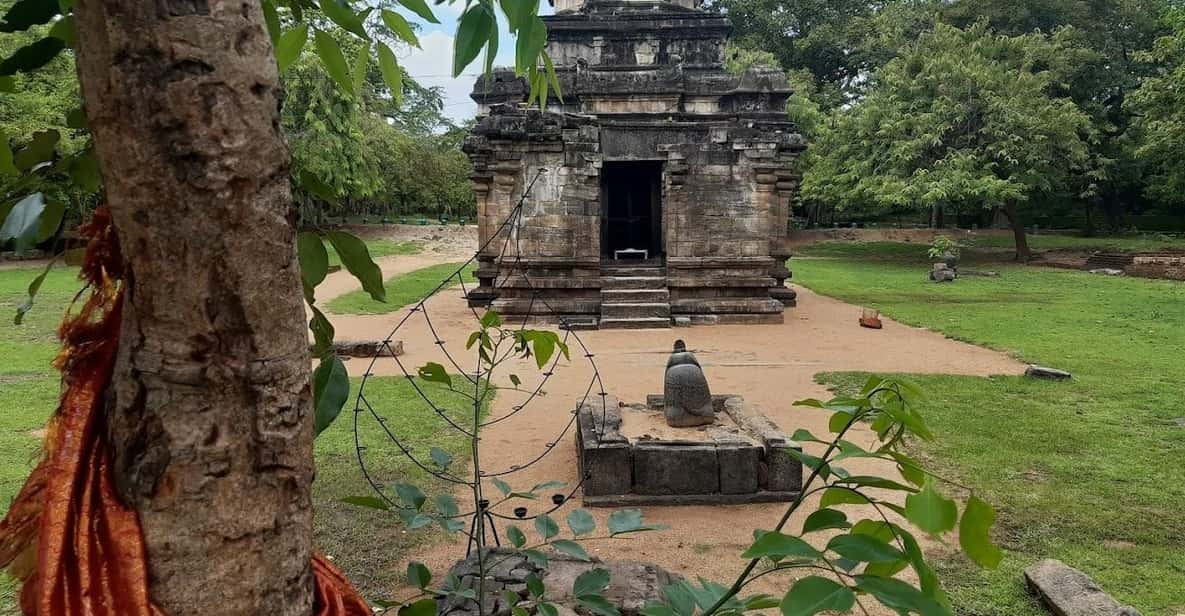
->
[[803, 22, 1094, 250], [926, 235, 960, 260], [1127, 8, 1185, 205]]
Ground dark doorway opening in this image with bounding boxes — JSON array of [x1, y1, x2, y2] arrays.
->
[[601, 161, 663, 259]]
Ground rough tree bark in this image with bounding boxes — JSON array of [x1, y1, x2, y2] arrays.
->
[[72, 0, 315, 615], [1002, 200, 1031, 262]]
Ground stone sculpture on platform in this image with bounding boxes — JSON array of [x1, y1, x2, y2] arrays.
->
[[663, 340, 715, 427]]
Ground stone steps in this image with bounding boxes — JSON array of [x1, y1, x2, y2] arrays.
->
[[1084, 252, 1134, 270], [601, 288, 670, 303], [601, 302, 671, 320], [601, 276, 667, 290], [599, 265, 671, 329], [597, 317, 673, 330]]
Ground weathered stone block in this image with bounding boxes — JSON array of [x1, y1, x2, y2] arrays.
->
[[580, 441, 632, 497], [1024, 559, 1141, 616], [633, 443, 719, 495], [717, 444, 761, 494], [764, 443, 803, 493]]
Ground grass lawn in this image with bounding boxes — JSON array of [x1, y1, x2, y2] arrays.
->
[[326, 238, 421, 269], [794, 242, 1185, 615], [327, 262, 477, 315], [0, 264, 484, 610]]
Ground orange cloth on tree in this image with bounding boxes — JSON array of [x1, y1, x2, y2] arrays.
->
[[0, 208, 370, 616]]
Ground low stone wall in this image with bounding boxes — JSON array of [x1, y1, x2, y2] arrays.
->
[[576, 395, 802, 506], [1127, 253, 1185, 281], [438, 549, 681, 616]]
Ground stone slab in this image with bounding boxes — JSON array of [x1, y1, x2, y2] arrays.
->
[[632, 443, 719, 495], [583, 491, 798, 507], [1026, 365, 1072, 381], [1024, 559, 1141, 616], [765, 443, 804, 493], [717, 444, 761, 494]]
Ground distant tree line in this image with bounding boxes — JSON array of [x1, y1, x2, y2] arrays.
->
[[0, 9, 475, 244], [712, 0, 1185, 259]]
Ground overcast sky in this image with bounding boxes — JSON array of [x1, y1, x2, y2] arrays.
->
[[398, 3, 556, 123]]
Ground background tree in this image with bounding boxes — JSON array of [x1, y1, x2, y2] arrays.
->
[[802, 22, 1095, 260], [1127, 7, 1185, 207]]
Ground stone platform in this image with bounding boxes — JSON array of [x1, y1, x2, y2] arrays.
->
[[576, 395, 802, 506]]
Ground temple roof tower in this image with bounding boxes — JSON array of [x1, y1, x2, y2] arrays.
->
[[463, 0, 804, 328]]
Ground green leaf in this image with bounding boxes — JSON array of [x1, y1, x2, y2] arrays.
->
[[526, 573, 545, 597], [35, 200, 64, 242], [509, 374, 522, 387], [351, 41, 369, 95], [312, 354, 349, 436], [744, 595, 781, 610], [532, 332, 556, 369], [13, 129, 59, 171], [381, 9, 419, 48], [835, 475, 918, 493], [533, 480, 567, 492], [429, 447, 453, 469], [68, 152, 101, 193], [551, 539, 591, 561], [297, 231, 329, 295], [543, 52, 562, 103], [1, 192, 46, 253], [522, 549, 549, 567], [515, 15, 547, 74], [261, 0, 281, 43], [376, 42, 404, 105], [904, 482, 958, 535], [341, 495, 389, 510], [741, 530, 822, 560], [0, 0, 59, 33], [828, 411, 855, 434], [318, 0, 369, 39], [534, 513, 559, 539], [299, 170, 337, 203], [537, 603, 559, 616], [326, 230, 385, 301], [891, 452, 927, 487], [434, 493, 460, 517], [507, 525, 527, 548], [395, 483, 427, 510], [567, 508, 596, 536], [959, 495, 1002, 568], [491, 477, 512, 495], [453, 4, 492, 77], [0, 37, 65, 76], [0, 129, 15, 175], [13, 258, 53, 325], [398, 0, 438, 23], [398, 598, 437, 616], [276, 24, 309, 72], [573, 568, 611, 596], [854, 575, 949, 616], [309, 305, 335, 356], [818, 487, 869, 508], [826, 534, 905, 563], [406, 562, 431, 588], [47, 15, 74, 46], [576, 595, 620, 616], [313, 29, 355, 96], [480, 310, 502, 329], [607, 508, 666, 535], [779, 576, 855, 616], [802, 508, 850, 534]]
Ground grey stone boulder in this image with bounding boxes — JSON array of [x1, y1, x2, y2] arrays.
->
[[1024, 559, 1141, 616], [1026, 365, 1072, 381]]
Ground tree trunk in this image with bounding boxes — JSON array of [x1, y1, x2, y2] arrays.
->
[[72, 1, 314, 615], [1002, 200, 1032, 262]]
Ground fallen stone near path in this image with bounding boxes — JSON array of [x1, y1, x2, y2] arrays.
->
[[438, 548, 681, 616], [1024, 559, 1141, 616], [1026, 365, 1072, 381], [1089, 268, 1125, 276], [311, 340, 403, 359]]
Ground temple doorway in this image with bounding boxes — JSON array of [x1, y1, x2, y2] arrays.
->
[[601, 161, 663, 259]]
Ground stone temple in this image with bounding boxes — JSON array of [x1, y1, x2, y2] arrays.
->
[[463, 0, 804, 328]]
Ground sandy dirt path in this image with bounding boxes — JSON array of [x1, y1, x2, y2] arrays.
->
[[319, 244, 1024, 611]]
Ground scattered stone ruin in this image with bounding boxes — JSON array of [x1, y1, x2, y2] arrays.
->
[[463, 0, 805, 328], [576, 394, 803, 506]]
